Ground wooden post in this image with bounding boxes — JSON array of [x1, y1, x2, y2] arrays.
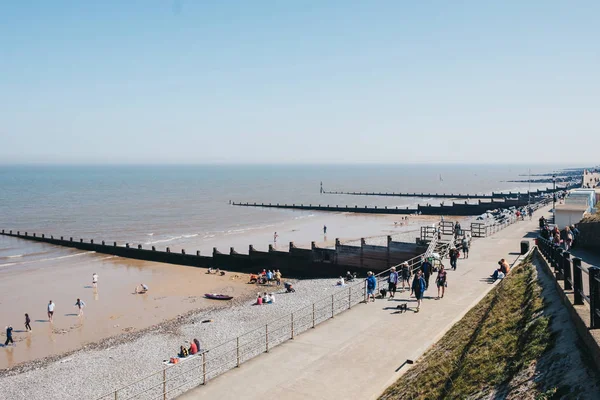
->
[[563, 251, 572, 290], [266, 324, 269, 352], [312, 303, 315, 328], [291, 313, 294, 339], [114, 390, 117, 400], [202, 351, 207, 384], [162, 368, 166, 400], [236, 337, 240, 367], [573, 258, 584, 305], [589, 267, 600, 329]]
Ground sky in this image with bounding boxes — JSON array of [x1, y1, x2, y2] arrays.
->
[[0, 1, 598, 165]]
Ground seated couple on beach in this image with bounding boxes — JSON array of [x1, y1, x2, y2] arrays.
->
[[256, 292, 275, 305], [178, 338, 202, 358], [207, 268, 225, 276], [491, 259, 510, 280]]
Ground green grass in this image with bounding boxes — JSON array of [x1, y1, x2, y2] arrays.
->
[[379, 258, 553, 400]]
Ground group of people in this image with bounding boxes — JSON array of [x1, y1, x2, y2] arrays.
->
[[249, 269, 282, 285], [177, 338, 202, 359], [255, 292, 275, 305], [364, 256, 449, 313], [539, 216, 580, 251]]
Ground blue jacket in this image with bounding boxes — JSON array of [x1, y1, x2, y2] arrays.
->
[[367, 275, 377, 290], [412, 276, 426, 293]]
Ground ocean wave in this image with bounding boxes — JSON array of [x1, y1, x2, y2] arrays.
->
[[145, 233, 199, 245], [0, 251, 96, 268]]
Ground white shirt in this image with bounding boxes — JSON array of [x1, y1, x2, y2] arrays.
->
[[269, 294, 275, 303], [48, 303, 55, 312], [92, 274, 98, 283]]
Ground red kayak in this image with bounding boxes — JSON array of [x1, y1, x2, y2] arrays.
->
[[205, 294, 233, 300]]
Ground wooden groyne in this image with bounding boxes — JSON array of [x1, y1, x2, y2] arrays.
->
[[320, 183, 577, 200], [0, 230, 424, 278], [231, 198, 550, 216]]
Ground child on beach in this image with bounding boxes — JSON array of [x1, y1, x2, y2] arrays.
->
[[75, 298, 86, 316], [4, 326, 13, 346], [25, 313, 31, 332]]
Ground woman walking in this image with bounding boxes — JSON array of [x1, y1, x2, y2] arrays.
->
[[411, 270, 426, 313], [436, 265, 447, 299]]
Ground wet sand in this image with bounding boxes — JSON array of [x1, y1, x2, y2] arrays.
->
[[0, 211, 467, 370], [0, 244, 253, 369]]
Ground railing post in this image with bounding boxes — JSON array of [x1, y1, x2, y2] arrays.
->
[[331, 294, 334, 318], [291, 313, 294, 339], [589, 267, 600, 329], [312, 303, 315, 328], [573, 258, 584, 305], [162, 368, 166, 400], [236, 337, 240, 367], [202, 351, 207, 384], [364, 280, 367, 303], [266, 324, 269, 352], [563, 251, 572, 290], [348, 286, 352, 309]]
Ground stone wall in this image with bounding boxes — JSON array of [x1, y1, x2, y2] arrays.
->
[[576, 218, 600, 253]]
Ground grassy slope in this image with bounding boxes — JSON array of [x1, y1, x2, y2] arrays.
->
[[379, 259, 552, 400]]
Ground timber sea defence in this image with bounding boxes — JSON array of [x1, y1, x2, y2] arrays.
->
[[0, 230, 426, 278], [231, 197, 549, 216]]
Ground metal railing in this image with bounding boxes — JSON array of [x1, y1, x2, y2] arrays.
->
[[537, 236, 600, 329], [96, 234, 444, 400]]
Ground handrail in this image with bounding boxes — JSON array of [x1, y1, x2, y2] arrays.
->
[[96, 216, 517, 400]]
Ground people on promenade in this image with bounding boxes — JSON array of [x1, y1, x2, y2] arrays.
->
[[388, 267, 398, 299], [461, 237, 469, 259], [411, 270, 426, 313], [92, 272, 98, 288], [25, 313, 31, 332], [454, 221, 462, 238], [75, 298, 86, 316], [571, 225, 580, 247], [436, 265, 447, 299], [366, 271, 376, 302], [400, 262, 411, 291], [4, 326, 13, 346], [47, 300, 55, 323], [421, 258, 432, 289], [449, 247, 459, 270]]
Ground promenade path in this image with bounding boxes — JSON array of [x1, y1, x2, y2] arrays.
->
[[179, 212, 545, 400]]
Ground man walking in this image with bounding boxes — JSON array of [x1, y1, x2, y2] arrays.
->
[[461, 237, 469, 259], [47, 300, 55, 323], [411, 270, 426, 313], [449, 247, 459, 270], [366, 271, 377, 303], [421, 257, 432, 290], [388, 267, 399, 299]]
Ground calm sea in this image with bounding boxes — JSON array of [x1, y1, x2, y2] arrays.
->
[[0, 164, 554, 264]]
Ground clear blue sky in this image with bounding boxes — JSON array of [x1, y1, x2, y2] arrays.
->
[[1, 1, 598, 164]]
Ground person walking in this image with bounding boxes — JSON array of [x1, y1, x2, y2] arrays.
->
[[4, 326, 13, 346], [366, 271, 377, 303], [92, 272, 98, 288], [461, 237, 469, 259], [75, 298, 86, 316], [400, 262, 411, 291], [275, 269, 282, 285], [411, 270, 426, 313], [323, 225, 327, 235], [273, 232, 278, 243], [47, 300, 55, 323], [436, 265, 447, 299], [449, 247, 459, 270], [24, 313, 31, 332], [421, 257, 432, 290], [388, 267, 399, 299]]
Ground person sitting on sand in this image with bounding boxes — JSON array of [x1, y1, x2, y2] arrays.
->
[[284, 282, 295, 293], [194, 338, 202, 353], [136, 284, 149, 294], [337, 276, 345, 286], [256, 293, 263, 305], [179, 345, 189, 358], [207, 268, 213, 274], [189, 339, 198, 355], [249, 274, 259, 284], [264, 293, 274, 304]]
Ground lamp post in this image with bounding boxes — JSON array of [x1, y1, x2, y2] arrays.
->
[[552, 174, 556, 223]]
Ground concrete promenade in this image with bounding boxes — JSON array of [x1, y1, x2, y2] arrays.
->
[[179, 213, 545, 400]]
